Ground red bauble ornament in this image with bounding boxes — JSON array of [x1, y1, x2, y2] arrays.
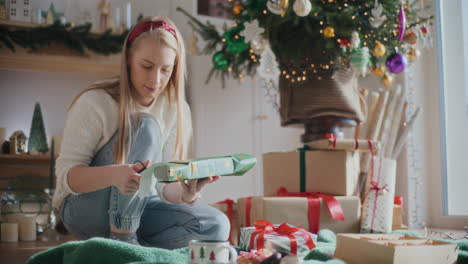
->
[[339, 38, 350, 47], [421, 26, 428, 35]]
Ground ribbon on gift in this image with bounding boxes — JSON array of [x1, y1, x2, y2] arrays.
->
[[394, 196, 404, 206], [325, 133, 337, 149], [276, 187, 345, 234], [326, 133, 362, 150], [297, 145, 312, 192], [245, 197, 253, 227], [249, 220, 316, 255], [368, 178, 389, 233], [217, 198, 235, 244]]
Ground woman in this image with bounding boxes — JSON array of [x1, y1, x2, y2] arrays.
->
[[52, 16, 230, 248]]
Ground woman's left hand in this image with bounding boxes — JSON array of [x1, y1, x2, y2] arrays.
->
[[181, 176, 221, 205]]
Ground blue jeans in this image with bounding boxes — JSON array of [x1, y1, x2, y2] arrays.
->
[[61, 113, 230, 249]]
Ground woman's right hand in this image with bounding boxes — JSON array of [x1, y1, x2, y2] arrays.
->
[[111, 160, 150, 195]]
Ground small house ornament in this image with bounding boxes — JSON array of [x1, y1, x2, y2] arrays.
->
[[9, 130, 28, 154], [9, 0, 31, 22], [0, 0, 7, 20]]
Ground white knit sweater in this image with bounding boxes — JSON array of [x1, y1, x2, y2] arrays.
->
[[52, 89, 191, 209]]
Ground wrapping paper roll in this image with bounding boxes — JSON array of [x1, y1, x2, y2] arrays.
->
[[1, 223, 19, 242], [53, 135, 62, 155], [307, 138, 380, 153]]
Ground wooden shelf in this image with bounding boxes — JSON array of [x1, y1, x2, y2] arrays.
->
[[0, 154, 54, 190], [0, 19, 41, 28], [0, 154, 51, 162], [0, 19, 121, 76]]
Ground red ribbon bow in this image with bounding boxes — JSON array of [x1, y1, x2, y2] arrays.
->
[[249, 220, 315, 255], [326, 133, 361, 150], [217, 198, 235, 244], [276, 187, 345, 234], [394, 196, 404, 206], [326, 133, 337, 149], [370, 181, 388, 193]]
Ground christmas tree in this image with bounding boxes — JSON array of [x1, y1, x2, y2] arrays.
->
[[28, 102, 49, 153], [178, 0, 433, 86]]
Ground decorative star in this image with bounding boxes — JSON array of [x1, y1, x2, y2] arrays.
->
[[369, 0, 387, 28], [240, 20, 264, 44]]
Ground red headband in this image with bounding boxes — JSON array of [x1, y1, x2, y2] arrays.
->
[[127, 20, 177, 45]]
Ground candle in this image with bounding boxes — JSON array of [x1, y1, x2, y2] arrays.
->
[[1, 223, 19, 242], [126, 2, 132, 30], [19, 216, 37, 241], [0, 127, 5, 144], [114, 7, 121, 30]]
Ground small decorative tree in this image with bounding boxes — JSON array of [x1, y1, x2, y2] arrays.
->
[[28, 103, 49, 153]]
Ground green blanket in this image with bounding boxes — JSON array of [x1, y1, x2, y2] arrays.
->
[[27, 230, 468, 264], [27, 238, 189, 264]]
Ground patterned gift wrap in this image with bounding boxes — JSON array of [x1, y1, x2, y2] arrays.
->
[[153, 153, 256, 182], [137, 154, 256, 197], [240, 220, 317, 257], [360, 157, 396, 233]]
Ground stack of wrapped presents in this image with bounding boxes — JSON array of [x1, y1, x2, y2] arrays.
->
[[211, 135, 403, 255], [208, 137, 463, 263]]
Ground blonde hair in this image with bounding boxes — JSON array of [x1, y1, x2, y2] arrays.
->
[[69, 16, 189, 164]]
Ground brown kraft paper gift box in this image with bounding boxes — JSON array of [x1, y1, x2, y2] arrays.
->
[[210, 200, 240, 245], [262, 150, 359, 196], [237, 196, 361, 234], [334, 233, 458, 264]]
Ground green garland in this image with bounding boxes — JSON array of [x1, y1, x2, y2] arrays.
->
[[178, 0, 434, 84], [0, 21, 128, 55]]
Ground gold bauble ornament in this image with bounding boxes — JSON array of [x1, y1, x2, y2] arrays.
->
[[407, 47, 421, 61], [323, 26, 335, 38], [280, 0, 289, 17], [382, 73, 393, 87], [371, 65, 385, 77], [372, 41, 386, 57], [232, 4, 245, 15]]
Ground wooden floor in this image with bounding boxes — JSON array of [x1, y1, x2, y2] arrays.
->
[[0, 232, 78, 264]]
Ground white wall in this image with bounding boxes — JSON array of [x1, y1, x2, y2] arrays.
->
[[0, 0, 432, 211], [0, 70, 100, 143]]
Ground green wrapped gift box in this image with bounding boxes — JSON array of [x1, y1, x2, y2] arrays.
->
[[136, 154, 256, 197], [151, 153, 256, 182]]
